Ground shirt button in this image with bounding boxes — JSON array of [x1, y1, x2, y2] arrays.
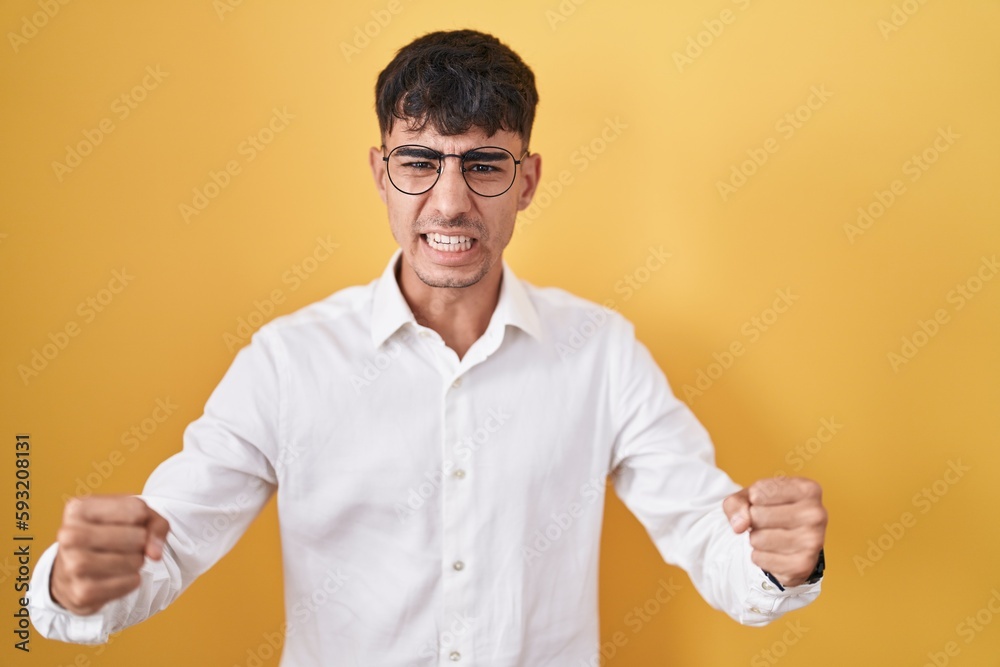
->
[[451, 378, 462, 389], [453, 469, 466, 479], [749, 607, 763, 614], [762, 581, 774, 591], [449, 651, 461, 661], [453, 560, 465, 571], [418, 331, 431, 338]]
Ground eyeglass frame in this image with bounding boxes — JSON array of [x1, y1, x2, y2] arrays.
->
[[381, 143, 530, 198]]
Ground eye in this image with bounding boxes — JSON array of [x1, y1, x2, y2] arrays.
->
[[389, 146, 442, 173], [401, 160, 437, 171], [462, 149, 513, 178]]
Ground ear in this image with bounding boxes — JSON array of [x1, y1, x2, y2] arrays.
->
[[369, 146, 388, 205], [515, 152, 542, 212]]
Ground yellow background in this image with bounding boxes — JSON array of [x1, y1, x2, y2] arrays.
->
[[2, 0, 998, 665]]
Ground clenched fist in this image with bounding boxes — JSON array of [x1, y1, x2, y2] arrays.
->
[[51, 496, 170, 615], [723, 477, 827, 588]]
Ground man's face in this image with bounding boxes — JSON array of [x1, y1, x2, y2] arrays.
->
[[369, 125, 540, 289]]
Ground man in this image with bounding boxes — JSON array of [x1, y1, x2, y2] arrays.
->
[[29, 30, 826, 665]]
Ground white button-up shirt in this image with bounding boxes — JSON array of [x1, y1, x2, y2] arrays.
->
[[29, 249, 820, 665]]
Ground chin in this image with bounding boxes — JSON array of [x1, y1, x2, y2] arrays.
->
[[416, 266, 487, 289]]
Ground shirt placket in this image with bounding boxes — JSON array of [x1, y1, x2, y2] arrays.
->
[[412, 325, 477, 665], [439, 368, 475, 665]]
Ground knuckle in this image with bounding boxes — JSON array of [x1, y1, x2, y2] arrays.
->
[[748, 481, 770, 503], [800, 478, 822, 498], [806, 527, 826, 549], [61, 554, 88, 579], [57, 526, 85, 549], [62, 586, 83, 609], [798, 506, 826, 527], [124, 496, 147, 519], [62, 558, 82, 580], [70, 580, 99, 607], [808, 506, 828, 527], [63, 497, 84, 522]]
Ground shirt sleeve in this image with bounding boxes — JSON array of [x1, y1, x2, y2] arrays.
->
[[606, 317, 821, 626], [29, 329, 283, 643]]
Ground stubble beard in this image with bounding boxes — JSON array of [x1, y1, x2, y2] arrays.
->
[[411, 215, 496, 289]]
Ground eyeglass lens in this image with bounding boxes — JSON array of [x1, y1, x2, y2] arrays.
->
[[386, 145, 518, 197]]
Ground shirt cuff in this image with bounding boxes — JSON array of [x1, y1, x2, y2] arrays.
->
[[737, 536, 822, 626], [27, 542, 111, 644]]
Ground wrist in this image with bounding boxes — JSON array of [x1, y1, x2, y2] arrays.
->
[[763, 548, 825, 590]]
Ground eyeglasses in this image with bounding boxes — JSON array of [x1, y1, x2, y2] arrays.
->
[[382, 144, 528, 197]]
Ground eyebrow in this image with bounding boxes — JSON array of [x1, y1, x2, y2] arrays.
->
[[390, 146, 512, 161], [462, 149, 510, 162], [392, 146, 441, 159]]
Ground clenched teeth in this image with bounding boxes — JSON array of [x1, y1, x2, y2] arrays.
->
[[424, 233, 474, 252]]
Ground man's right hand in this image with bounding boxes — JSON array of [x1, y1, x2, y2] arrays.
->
[[50, 496, 170, 615]]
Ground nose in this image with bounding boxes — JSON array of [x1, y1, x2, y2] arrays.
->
[[426, 156, 473, 220]]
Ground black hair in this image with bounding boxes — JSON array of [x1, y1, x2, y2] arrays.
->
[[375, 29, 538, 146]]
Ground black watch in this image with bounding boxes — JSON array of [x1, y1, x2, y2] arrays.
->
[[805, 548, 825, 584], [763, 548, 825, 591]]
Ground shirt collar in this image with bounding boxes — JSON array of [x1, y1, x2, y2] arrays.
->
[[370, 248, 543, 348]]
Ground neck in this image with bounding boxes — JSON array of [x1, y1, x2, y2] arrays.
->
[[396, 257, 503, 360]]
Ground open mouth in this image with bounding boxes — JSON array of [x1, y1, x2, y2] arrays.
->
[[421, 232, 475, 253]]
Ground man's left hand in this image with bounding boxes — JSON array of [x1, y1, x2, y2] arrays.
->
[[722, 477, 827, 587]]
